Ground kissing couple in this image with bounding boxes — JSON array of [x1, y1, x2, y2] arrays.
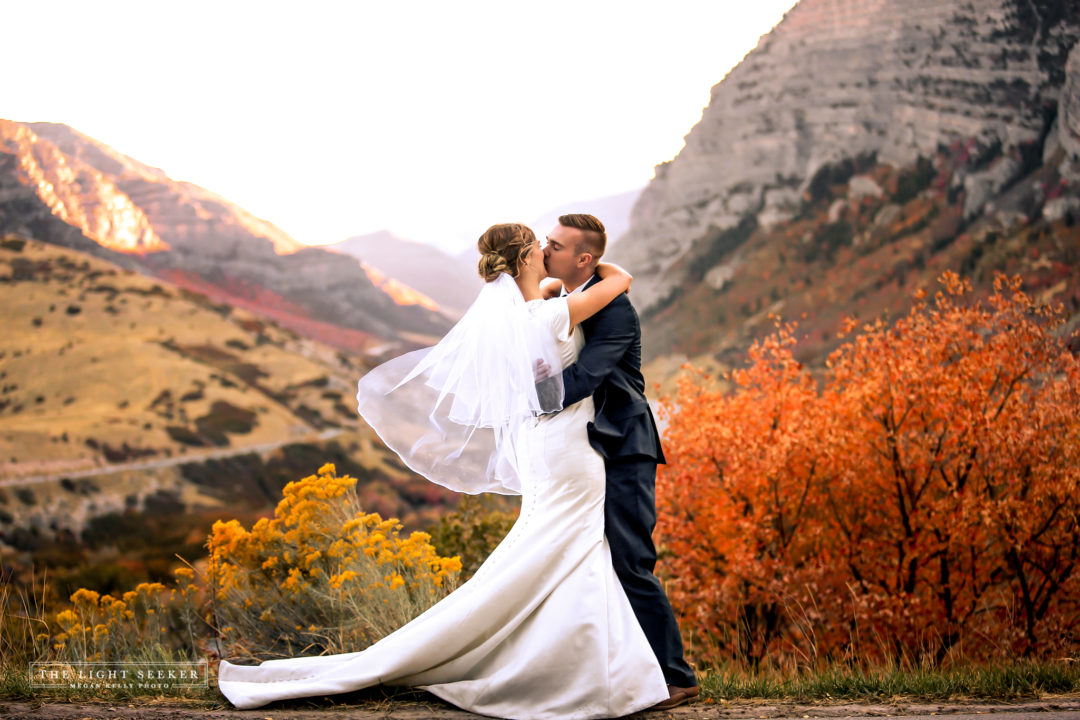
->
[[218, 214, 698, 718]]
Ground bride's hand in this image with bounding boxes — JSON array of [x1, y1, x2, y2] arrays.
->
[[596, 262, 632, 293]]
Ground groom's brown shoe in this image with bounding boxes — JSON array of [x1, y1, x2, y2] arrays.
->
[[651, 684, 699, 710]]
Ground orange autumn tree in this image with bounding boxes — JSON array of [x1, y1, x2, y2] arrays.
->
[[657, 272, 1080, 666], [656, 323, 828, 666]]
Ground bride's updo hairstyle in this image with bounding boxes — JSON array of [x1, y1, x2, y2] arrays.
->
[[477, 223, 536, 282]]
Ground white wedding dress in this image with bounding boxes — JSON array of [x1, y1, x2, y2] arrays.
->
[[217, 297, 670, 719]]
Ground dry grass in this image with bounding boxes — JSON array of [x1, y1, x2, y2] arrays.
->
[[0, 238, 367, 481]]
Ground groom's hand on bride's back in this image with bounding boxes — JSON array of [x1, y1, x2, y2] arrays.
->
[[534, 359, 562, 412]]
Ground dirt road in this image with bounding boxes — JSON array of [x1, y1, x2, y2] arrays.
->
[[0, 428, 344, 487]]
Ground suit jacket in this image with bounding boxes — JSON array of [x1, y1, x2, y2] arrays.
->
[[561, 274, 666, 464]]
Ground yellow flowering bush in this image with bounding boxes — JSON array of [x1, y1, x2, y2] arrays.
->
[[48, 571, 201, 663], [28, 462, 463, 674], [207, 463, 462, 661]]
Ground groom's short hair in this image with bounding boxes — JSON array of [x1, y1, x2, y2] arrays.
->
[[558, 213, 606, 261]]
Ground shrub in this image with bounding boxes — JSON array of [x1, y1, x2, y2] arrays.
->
[[207, 463, 461, 661], [165, 426, 207, 447], [22, 463, 465, 680], [893, 156, 936, 204], [658, 272, 1080, 666], [1, 237, 26, 252], [193, 401, 257, 445], [48, 577, 201, 663], [428, 495, 519, 580], [803, 220, 852, 262]]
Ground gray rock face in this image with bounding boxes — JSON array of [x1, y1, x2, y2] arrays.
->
[[1043, 194, 1080, 223], [848, 175, 884, 200], [1060, 42, 1080, 178], [610, 0, 1080, 312], [963, 157, 1023, 220]]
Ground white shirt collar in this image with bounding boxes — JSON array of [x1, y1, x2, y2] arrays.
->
[[561, 278, 589, 297]]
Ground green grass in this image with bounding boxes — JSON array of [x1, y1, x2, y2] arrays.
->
[[698, 661, 1080, 701]]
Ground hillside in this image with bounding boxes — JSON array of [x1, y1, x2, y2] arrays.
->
[[641, 150, 1080, 382], [0, 237, 458, 560]]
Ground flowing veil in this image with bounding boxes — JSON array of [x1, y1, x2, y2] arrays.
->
[[355, 273, 564, 495]]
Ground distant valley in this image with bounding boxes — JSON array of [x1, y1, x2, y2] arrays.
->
[[323, 188, 644, 320], [326, 231, 482, 318]]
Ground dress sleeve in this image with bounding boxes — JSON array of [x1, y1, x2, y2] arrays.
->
[[536, 297, 571, 342]]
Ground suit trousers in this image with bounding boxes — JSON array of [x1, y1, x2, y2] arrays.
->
[[604, 458, 696, 688]]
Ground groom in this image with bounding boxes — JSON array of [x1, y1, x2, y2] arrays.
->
[[543, 214, 698, 710]]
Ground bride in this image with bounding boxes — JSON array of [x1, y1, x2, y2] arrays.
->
[[217, 223, 671, 719]]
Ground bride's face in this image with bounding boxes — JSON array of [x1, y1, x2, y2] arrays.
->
[[521, 237, 548, 280]]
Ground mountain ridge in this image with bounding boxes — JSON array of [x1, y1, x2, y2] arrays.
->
[[598, 0, 1080, 385], [26, 122, 304, 256], [612, 0, 1080, 314], [0, 120, 452, 353], [326, 230, 480, 318]]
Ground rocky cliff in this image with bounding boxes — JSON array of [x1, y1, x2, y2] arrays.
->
[[612, 0, 1080, 313], [26, 122, 300, 257], [0, 121, 451, 348], [0, 123, 154, 268], [1059, 40, 1080, 176]]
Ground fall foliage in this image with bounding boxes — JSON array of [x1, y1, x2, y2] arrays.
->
[[657, 272, 1080, 666]]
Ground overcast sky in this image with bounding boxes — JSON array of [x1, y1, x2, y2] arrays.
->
[[2, 0, 798, 254]]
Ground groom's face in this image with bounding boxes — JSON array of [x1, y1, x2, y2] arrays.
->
[[543, 223, 586, 282]]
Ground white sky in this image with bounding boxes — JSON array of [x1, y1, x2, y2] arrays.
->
[[1, 1, 798, 254]]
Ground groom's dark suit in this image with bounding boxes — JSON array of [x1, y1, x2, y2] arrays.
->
[[561, 274, 696, 688]]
